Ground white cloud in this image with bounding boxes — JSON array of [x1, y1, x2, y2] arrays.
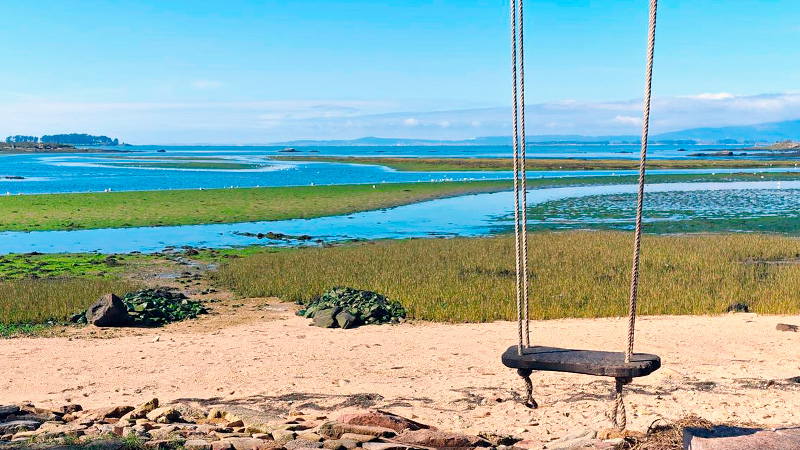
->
[[685, 92, 736, 100], [2, 92, 800, 143], [611, 115, 642, 126]]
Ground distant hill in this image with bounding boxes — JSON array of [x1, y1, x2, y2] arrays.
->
[[273, 119, 800, 147], [652, 120, 800, 142]]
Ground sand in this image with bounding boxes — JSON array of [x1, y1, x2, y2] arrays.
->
[[1, 307, 798, 443]]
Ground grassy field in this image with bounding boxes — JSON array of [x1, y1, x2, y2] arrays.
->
[[273, 155, 800, 171], [0, 180, 512, 231], [215, 232, 800, 322], [5, 172, 800, 232], [0, 253, 131, 279]]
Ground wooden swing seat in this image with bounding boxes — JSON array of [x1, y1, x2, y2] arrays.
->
[[502, 345, 661, 378]]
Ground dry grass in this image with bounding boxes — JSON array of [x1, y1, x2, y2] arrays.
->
[[628, 416, 713, 450], [0, 278, 140, 325], [216, 232, 800, 322]]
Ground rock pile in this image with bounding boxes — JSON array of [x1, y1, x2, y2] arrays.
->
[[0, 401, 514, 450], [299, 287, 406, 329], [72, 289, 208, 327]]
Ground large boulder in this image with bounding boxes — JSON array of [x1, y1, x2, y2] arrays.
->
[[313, 308, 341, 328], [86, 293, 129, 327], [335, 311, 357, 329]]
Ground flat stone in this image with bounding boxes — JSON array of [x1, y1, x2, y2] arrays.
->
[[213, 406, 282, 433], [362, 443, 415, 450], [339, 433, 378, 443], [212, 441, 235, 450], [218, 437, 280, 450], [777, 323, 799, 332], [0, 420, 41, 434], [318, 422, 397, 439], [544, 430, 598, 450], [394, 429, 491, 449], [297, 432, 324, 442], [286, 439, 323, 449], [273, 429, 297, 443], [684, 426, 800, 450], [85, 405, 135, 422], [337, 412, 428, 433], [185, 440, 213, 450]]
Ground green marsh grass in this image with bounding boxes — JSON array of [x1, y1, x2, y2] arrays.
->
[[4, 173, 800, 232], [216, 232, 800, 322], [273, 156, 800, 172], [0, 181, 511, 232]]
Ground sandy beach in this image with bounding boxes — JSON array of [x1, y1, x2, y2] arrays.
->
[[2, 306, 798, 443]]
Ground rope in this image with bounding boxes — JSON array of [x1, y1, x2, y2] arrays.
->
[[518, 0, 531, 349], [626, 0, 659, 364], [517, 369, 538, 409], [611, 378, 631, 430], [510, 0, 525, 356]]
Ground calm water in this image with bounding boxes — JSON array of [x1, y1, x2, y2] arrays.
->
[[0, 144, 760, 195], [1, 180, 793, 254]]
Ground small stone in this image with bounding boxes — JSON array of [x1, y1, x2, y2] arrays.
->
[[776, 323, 799, 332], [339, 433, 377, 443], [147, 407, 182, 424], [122, 398, 160, 421], [212, 441, 235, 450], [297, 432, 324, 442], [226, 419, 245, 428], [185, 440, 213, 450], [272, 429, 296, 443], [54, 404, 83, 416]]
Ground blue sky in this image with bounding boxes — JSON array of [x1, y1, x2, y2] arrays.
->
[[1, 0, 799, 143]]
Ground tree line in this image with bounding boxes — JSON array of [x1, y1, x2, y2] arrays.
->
[[5, 134, 120, 145]]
